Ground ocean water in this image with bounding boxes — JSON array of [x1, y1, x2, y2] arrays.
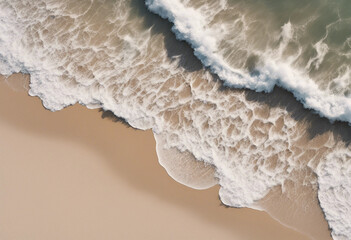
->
[[0, 0, 350, 239]]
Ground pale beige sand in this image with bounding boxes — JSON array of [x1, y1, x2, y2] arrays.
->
[[0, 74, 310, 240]]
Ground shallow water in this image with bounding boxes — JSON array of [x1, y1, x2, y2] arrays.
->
[[0, 0, 351, 239]]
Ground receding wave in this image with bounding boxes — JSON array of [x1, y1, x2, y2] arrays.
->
[[0, 0, 350, 239]]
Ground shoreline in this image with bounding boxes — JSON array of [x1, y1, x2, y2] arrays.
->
[[0, 73, 311, 239]]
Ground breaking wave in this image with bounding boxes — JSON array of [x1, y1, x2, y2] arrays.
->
[[145, 0, 351, 123]]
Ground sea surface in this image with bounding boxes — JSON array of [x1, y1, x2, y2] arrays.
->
[[0, 0, 351, 239]]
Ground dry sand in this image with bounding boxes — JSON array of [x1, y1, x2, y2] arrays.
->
[[0, 74, 311, 240]]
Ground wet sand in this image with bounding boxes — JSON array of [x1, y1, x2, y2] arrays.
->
[[0, 74, 310, 240], [258, 173, 332, 240]]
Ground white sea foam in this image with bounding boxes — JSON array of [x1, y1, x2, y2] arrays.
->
[[316, 148, 351, 240], [1, 0, 351, 239], [145, 0, 351, 124]]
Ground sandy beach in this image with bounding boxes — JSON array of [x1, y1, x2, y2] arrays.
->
[[0, 74, 312, 239]]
